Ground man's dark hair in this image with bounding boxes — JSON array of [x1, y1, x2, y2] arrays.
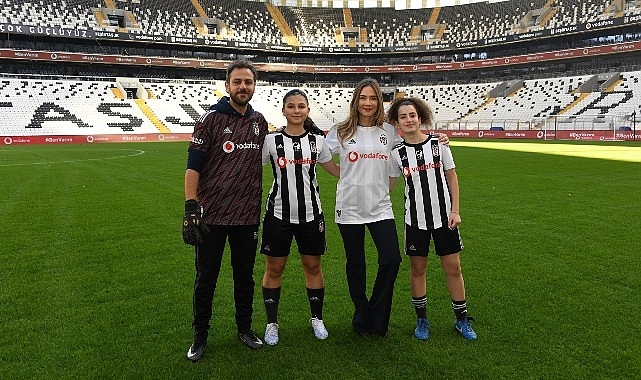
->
[[226, 59, 258, 82]]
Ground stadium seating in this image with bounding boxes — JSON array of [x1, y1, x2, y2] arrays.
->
[[198, 0, 283, 44], [2, 0, 641, 136], [4, 69, 641, 136], [0, 0, 626, 47], [279, 6, 345, 47], [548, 0, 608, 29], [0, 77, 353, 135], [142, 81, 220, 133], [399, 82, 498, 127], [119, 0, 198, 37], [350, 7, 428, 47], [0, 0, 98, 29], [439, 0, 546, 43], [0, 77, 159, 135]]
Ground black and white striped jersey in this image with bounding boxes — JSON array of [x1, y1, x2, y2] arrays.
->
[[262, 131, 333, 224], [390, 135, 456, 230]]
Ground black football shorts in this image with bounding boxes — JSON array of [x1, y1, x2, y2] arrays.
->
[[260, 213, 327, 257], [404, 224, 463, 257]]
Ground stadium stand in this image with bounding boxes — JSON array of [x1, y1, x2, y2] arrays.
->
[[142, 81, 220, 133], [0, 0, 98, 29], [548, 0, 608, 29], [457, 76, 591, 128], [119, 0, 199, 37], [279, 6, 345, 47], [400, 82, 498, 123], [2, 0, 641, 138], [198, 0, 284, 44], [439, 0, 547, 42], [3, 69, 641, 135], [0, 0, 634, 46], [350, 7, 419, 47], [0, 77, 159, 135]]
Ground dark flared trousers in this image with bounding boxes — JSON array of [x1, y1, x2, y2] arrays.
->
[[338, 219, 401, 336]]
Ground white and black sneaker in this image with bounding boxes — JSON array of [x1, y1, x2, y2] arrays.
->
[[310, 317, 329, 340], [186, 339, 206, 362], [238, 330, 264, 349], [264, 323, 279, 346]]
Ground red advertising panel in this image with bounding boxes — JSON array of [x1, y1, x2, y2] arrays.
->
[[2, 41, 641, 74], [1, 131, 638, 145], [2, 134, 192, 145]]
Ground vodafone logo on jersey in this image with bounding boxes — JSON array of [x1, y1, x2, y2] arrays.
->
[[406, 162, 442, 175], [347, 151, 389, 162], [222, 140, 260, 153], [223, 141, 235, 153], [278, 157, 318, 167]]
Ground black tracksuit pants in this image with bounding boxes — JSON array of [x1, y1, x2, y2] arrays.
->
[[191, 224, 259, 337]]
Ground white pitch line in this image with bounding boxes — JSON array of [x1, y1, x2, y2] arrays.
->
[[0, 149, 146, 167]]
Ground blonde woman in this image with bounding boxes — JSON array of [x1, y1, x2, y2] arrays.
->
[[326, 79, 448, 337]]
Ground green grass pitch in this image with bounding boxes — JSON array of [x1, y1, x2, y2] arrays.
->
[[0, 140, 639, 379]]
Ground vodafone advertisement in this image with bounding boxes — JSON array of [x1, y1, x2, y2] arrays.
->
[[2, 133, 191, 145], [2, 130, 639, 145], [447, 129, 640, 141], [2, 41, 641, 74]]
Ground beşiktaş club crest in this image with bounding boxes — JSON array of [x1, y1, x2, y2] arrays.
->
[[432, 144, 440, 157], [318, 219, 325, 232], [252, 122, 260, 136], [379, 134, 388, 145], [309, 141, 317, 153]]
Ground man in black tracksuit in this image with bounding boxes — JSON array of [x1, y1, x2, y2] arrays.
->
[[182, 59, 268, 362]]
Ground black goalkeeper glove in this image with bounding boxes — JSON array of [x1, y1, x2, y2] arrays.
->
[[182, 199, 209, 246]]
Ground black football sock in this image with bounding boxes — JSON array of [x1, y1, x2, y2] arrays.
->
[[262, 286, 281, 324], [307, 287, 325, 320], [452, 299, 468, 321], [412, 295, 427, 319]]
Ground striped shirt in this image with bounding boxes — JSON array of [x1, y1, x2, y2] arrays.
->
[[188, 98, 268, 225], [262, 131, 333, 224], [326, 123, 402, 224], [390, 135, 456, 230]]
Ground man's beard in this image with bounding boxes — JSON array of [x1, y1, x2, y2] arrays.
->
[[230, 91, 252, 107]]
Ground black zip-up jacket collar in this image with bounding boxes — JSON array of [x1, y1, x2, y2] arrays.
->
[[210, 96, 255, 117]]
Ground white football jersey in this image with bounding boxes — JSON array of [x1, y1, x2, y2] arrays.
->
[[389, 135, 456, 230], [326, 123, 402, 224], [262, 131, 333, 224]]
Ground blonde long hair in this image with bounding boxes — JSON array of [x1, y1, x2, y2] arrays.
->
[[335, 78, 386, 145]]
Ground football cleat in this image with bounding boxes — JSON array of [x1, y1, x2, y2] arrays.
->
[[186, 339, 206, 362], [414, 317, 430, 341], [238, 330, 264, 349], [454, 318, 477, 340], [264, 323, 279, 346], [310, 318, 328, 340]]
